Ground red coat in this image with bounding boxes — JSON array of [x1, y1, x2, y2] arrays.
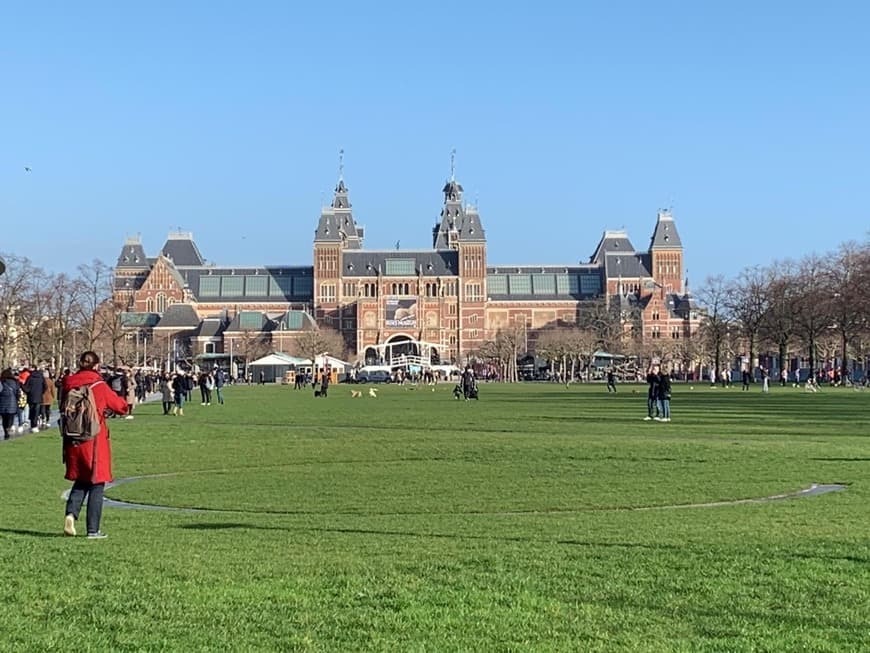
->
[[62, 370, 129, 484]]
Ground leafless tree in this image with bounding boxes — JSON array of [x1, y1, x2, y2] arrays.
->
[[792, 254, 833, 377], [725, 266, 770, 379], [759, 261, 799, 379], [697, 274, 733, 380], [824, 242, 870, 379], [291, 328, 347, 364]]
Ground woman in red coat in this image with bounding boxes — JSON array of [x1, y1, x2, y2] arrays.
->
[[62, 351, 129, 539]]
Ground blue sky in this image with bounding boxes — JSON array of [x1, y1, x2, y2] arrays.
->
[[2, 1, 868, 286]]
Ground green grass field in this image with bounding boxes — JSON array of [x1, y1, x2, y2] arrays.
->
[[1, 381, 868, 651]]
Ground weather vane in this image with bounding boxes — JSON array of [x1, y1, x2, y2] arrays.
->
[[450, 148, 456, 181], [338, 148, 344, 181]]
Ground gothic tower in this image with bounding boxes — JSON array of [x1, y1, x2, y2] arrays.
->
[[648, 209, 683, 294]]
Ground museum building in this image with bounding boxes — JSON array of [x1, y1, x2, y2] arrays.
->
[[114, 169, 699, 368]]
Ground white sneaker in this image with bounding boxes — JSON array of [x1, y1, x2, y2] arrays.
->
[[17, 426, 24, 433], [64, 514, 76, 537], [124, 415, 134, 420], [643, 416, 652, 421], [653, 417, 661, 422], [31, 427, 40, 433]]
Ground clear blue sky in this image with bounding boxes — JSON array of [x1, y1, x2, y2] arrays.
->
[[2, 1, 868, 286]]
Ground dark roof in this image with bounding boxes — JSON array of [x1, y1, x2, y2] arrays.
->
[[342, 250, 459, 277], [432, 177, 486, 248], [192, 318, 227, 338], [116, 238, 149, 269], [161, 232, 205, 266], [603, 253, 651, 279], [154, 303, 200, 329], [667, 293, 698, 318], [649, 211, 683, 249], [590, 231, 637, 264], [114, 272, 149, 291]]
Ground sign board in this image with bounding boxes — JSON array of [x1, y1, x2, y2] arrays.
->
[[385, 297, 417, 328]]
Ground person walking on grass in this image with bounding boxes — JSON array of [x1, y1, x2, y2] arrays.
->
[[23, 366, 46, 433], [40, 370, 56, 428], [606, 368, 617, 393], [61, 351, 129, 539], [760, 365, 770, 393], [172, 372, 186, 416]]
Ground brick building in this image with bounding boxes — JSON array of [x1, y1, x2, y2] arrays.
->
[[114, 168, 699, 369]]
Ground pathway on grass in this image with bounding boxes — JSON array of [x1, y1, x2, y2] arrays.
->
[[78, 474, 847, 514]]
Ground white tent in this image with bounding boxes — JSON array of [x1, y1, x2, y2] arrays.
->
[[248, 352, 311, 383]]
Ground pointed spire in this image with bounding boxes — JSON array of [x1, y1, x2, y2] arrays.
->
[[338, 148, 344, 182], [450, 147, 456, 182]]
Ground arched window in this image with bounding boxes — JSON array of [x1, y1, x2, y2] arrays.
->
[[146, 297, 154, 313], [156, 293, 166, 313]]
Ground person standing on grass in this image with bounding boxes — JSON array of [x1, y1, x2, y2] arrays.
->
[[172, 372, 186, 416], [40, 370, 56, 428], [214, 367, 225, 405], [644, 364, 660, 420], [760, 366, 770, 393], [61, 351, 129, 539], [159, 372, 173, 415], [657, 368, 672, 422], [606, 368, 617, 393]]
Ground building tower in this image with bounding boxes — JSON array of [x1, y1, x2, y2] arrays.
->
[[648, 209, 684, 294]]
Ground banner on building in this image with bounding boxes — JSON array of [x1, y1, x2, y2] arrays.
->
[[385, 298, 417, 328]]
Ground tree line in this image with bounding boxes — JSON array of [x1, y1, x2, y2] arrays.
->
[[472, 240, 870, 382]]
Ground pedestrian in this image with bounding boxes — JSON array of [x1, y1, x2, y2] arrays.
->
[[40, 370, 56, 428], [741, 367, 751, 391], [643, 364, 660, 420], [606, 368, 617, 393], [214, 367, 225, 405], [760, 366, 770, 393], [61, 351, 129, 539], [657, 368, 672, 422], [159, 372, 173, 415], [23, 366, 47, 433], [780, 368, 788, 387], [0, 369, 21, 439], [320, 368, 330, 398], [125, 370, 136, 419], [172, 372, 186, 416]]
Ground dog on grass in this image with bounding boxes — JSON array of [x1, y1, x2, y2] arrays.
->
[[351, 390, 362, 398], [368, 387, 378, 398]]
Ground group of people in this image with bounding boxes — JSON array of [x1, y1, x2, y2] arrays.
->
[[0, 366, 63, 439], [157, 367, 226, 415], [644, 364, 673, 422]]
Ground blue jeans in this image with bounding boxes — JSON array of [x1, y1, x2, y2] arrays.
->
[[215, 387, 224, 404], [658, 399, 671, 419], [65, 481, 105, 535], [647, 397, 659, 417]]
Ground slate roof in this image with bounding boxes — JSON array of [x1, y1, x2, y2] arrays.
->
[[315, 179, 363, 247], [649, 211, 683, 249], [432, 179, 486, 248], [603, 253, 651, 278], [667, 293, 698, 319], [589, 230, 637, 265], [192, 318, 227, 338], [154, 303, 200, 329], [116, 238, 149, 269], [341, 250, 459, 277], [161, 232, 205, 266]]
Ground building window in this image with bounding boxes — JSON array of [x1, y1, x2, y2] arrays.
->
[[146, 297, 154, 312], [469, 329, 478, 338], [319, 284, 336, 302], [156, 293, 166, 313], [205, 343, 215, 354]]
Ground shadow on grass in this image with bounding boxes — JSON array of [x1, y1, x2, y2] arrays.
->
[[0, 527, 63, 538]]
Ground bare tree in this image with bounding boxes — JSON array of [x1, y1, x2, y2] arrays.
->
[[0, 254, 40, 367], [725, 266, 770, 379], [74, 260, 114, 350], [697, 274, 732, 380], [759, 261, 799, 380], [825, 242, 870, 380], [291, 328, 347, 364], [792, 254, 833, 378]]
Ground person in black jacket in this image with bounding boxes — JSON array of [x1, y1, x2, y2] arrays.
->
[[0, 369, 21, 439], [657, 369, 672, 422], [644, 364, 660, 421], [22, 367, 46, 433]]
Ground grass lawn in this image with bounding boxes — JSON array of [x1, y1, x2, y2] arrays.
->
[[1, 381, 868, 651]]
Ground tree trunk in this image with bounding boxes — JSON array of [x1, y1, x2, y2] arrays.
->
[[841, 332, 849, 380]]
